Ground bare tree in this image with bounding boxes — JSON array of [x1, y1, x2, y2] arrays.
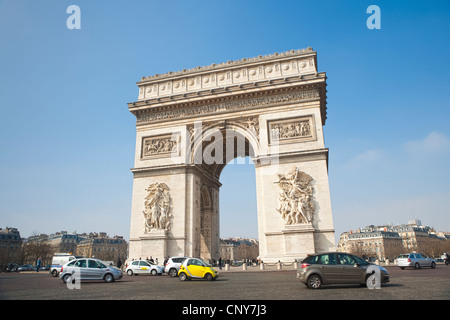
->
[[384, 240, 405, 261]]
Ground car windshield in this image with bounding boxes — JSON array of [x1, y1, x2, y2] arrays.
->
[[398, 254, 409, 259], [199, 258, 212, 267]]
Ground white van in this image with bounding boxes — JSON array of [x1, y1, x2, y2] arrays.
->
[[50, 253, 83, 277]]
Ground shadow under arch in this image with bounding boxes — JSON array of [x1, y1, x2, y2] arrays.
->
[[187, 121, 262, 262], [189, 121, 261, 179]]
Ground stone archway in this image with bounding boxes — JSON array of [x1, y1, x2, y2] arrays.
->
[[127, 48, 335, 263]]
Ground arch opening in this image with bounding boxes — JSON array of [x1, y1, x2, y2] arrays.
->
[[219, 156, 258, 261], [195, 126, 259, 262]]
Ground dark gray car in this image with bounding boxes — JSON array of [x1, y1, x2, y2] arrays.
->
[[297, 252, 390, 289]]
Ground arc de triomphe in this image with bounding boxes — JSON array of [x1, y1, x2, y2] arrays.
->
[[127, 48, 335, 263]]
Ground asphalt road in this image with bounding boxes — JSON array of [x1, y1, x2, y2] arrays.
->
[[1, 265, 449, 301]]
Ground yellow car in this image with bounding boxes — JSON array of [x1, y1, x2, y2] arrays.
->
[[178, 257, 219, 281]]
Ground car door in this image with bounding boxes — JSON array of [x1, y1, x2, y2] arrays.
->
[[130, 261, 140, 274], [417, 254, 429, 267], [73, 259, 88, 279], [185, 258, 204, 278], [87, 259, 104, 279], [318, 254, 342, 284], [337, 253, 364, 284], [411, 253, 420, 267], [139, 261, 151, 274]]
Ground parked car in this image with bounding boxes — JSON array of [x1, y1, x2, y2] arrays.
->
[[60, 258, 122, 283], [5, 263, 18, 272], [178, 257, 219, 281], [397, 253, 436, 269], [41, 264, 51, 271], [297, 252, 390, 289], [126, 260, 164, 276], [17, 265, 35, 272], [165, 256, 189, 277]]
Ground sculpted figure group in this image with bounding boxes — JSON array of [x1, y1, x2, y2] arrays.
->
[[143, 137, 177, 156], [142, 183, 173, 232], [276, 167, 315, 225], [271, 120, 311, 141]]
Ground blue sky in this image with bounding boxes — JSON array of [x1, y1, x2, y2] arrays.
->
[[1, 1, 449, 244]]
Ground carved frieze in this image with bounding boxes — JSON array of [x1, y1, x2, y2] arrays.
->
[[136, 89, 319, 125], [143, 183, 173, 232], [268, 115, 316, 145], [141, 133, 180, 159], [275, 168, 315, 225]]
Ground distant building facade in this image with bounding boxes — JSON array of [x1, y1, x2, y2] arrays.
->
[[47, 231, 81, 254], [0, 227, 23, 268], [21, 230, 128, 266], [219, 238, 259, 262], [77, 232, 127, 263], [338, 220, 450, 261]]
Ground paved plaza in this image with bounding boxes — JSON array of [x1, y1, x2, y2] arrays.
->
[[1, 265, 449, 301]]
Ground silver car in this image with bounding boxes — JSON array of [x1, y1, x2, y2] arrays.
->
[[397, 253, 436, 269], [165, 256, 188, 277], [60, 258, 123, 283], [126, 260, 164, 276]]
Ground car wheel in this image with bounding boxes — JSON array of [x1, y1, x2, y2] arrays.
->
[[62, 274, 73, 284], [365, 273, 380, 288], [307, 274, 322, 289], [179, 272, 188, 281], [52, 270, 58, 277], [431, 262, 436, 269], [151, 269, 157, 276], [169, 268, 178, 277], [414, 262, 420, 269], [127, 269, 133, 276], [104, 273, 114, 283], [204, 273, 213, 281]]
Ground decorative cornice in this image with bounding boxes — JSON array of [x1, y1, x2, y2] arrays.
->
[[138, 47, 315, 83], [134, 48, 319, 102]]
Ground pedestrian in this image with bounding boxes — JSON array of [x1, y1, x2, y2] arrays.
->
[[117, 258, 122, 269], [36, 257, 42, 272], [218, 257, 222, 270]]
